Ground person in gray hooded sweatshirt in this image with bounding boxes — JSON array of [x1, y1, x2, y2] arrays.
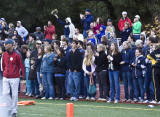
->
[[54, 15, 75, 43]]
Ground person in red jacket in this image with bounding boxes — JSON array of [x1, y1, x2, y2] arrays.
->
[[118, 11, 132, 31], [44, 21, 56, 40], [2, 39, 25, 117]]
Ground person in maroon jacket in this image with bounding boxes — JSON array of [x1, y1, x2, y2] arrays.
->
[[118, 11, 132, 31], [44, 21, 56, 40], [2, 39, 25, 117]]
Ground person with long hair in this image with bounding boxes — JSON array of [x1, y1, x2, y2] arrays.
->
[[83, 48, 96, 100], [107, 42, 122, 103], [54, 47, 67, 100], [95, 44, 109, 101], [120, 41, 134, 102], [40, 45, 55, 99]]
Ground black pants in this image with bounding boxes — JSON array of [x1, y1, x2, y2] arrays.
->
[[96, 71, 109, 99], [152, 68, 160, 102], [55, 76, 66, 99]]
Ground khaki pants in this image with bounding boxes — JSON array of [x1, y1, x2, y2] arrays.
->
[[3, 77, 20, 114]]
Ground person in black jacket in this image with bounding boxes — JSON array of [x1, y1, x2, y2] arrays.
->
[[54, 47, 67, 100], [95, 44, 109, 101], [68, 40, 82, 101], [107, 42, 122, 103]]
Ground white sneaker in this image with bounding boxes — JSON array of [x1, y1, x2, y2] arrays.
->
[[150, 100, 157, 104], [86, 96, 90, 100], [101, 98, 107, 101], [133, 99, 138, 103], [41, 97, 46, 100], [158, 101, 160, 104], [114, 100, 119, 103], [73, 98, 78, 101], [70, 97, 74, 101], [107, 99, 112, 103], [98, 98, 103, 101], [48, 97, 53, 100], [90, 97, 96, 101], [79, 96, 83, 99], [143, 100, 150, 103]]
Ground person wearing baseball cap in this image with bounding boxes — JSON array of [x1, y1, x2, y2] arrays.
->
[[15, 20, 28, 41], [118, 11, 132, 31], [34, 27, 44, 41], [2, 38, 25, 117], [80, 8, 93, 39], [106, 19, 116, 39], [132, 15, 142, 40]]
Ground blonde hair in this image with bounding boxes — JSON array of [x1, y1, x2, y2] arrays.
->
[[83, 48, 94, 66], [97, 44, 106, 52], [153, 43, 160, 50], [123, 41, 131, 48], [45, 45, 52, 53]]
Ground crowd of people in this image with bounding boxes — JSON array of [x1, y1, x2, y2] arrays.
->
[[0, 9, 160, 117]]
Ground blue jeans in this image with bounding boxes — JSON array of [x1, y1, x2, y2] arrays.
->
[[65, 70, 70, 94], [84, 74, 96, 97], [144, 71, 155, 100], [42, 72, 55, 98], [133, 78, 144, 100], [108, 70, 120, 101], [26, 72, 31, 94], [30, 80, 40, 96], [133, 34, 140, 41], [122, 71, 134, 100], [68, 71, 81, 99], [80, 70, 87, 97], [83, 30, 88, 39]]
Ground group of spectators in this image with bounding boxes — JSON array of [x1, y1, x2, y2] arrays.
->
[[0, 9, 160, 107]]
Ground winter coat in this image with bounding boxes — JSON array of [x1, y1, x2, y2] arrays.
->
[[120, 27, 132, 43], [81, 14, 94, 31], [44, 25, 56, 40], [118, 17, 132, 31]]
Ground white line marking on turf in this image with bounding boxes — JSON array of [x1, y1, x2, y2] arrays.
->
[[20, 113, 43, 116]]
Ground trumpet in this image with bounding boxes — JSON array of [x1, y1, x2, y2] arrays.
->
[[51, 9, 58, 15]]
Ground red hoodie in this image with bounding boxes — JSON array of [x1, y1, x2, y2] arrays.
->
[[2, 49, 25, 79], [118, 17, 132, 31], [44, 25, 56, 40]]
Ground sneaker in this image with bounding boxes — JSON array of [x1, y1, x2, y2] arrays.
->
[[134, 99, 138, 103], [86, 96, 90, 100], [126, 99, 131, 103], [55, 97, 59, 100], [79, 96, 83, 99], [122, 99, 127, 102], [158, 101, 160, 104], [59, 98, 64, 100], [107, 99, 112, 103], [70, 97, 74, 101], [143, 100, 150, 103], [101, 98, 107, 102], [90, 97, 96, 101], [35, 95, 41, 99], [150, 100, 157, 104], [98, 98, 103, 101], [48, 97, 53, 100], [114, 100, 119, 103], [138, 99, 144, 103], [28, 94, 34, 97], [73, 97, 78, 101], [41, 97, 46, 100], [11, 113, 17, 117], [25, 92, 29, 96]]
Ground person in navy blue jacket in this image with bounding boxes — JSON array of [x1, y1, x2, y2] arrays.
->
[[120, 41, 134, 102], [80, 9, 94, 39], [120, 22, 132, 43], [131, 48, 146, 103], [96, 25, 106, 43]]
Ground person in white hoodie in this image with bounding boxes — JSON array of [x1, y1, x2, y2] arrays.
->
[[15, 21, 28, 41], [54, 15, 75, 43], [140, 32, 147, 46]]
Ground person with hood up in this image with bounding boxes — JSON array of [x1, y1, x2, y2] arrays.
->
[[140, 32, 147, 46], [96, 25, 106, 44], [55, 15, 75, 43]]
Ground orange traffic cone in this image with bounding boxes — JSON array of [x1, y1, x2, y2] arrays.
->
[[66, 103, 73, 117]]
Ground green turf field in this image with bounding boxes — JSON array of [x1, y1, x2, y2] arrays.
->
[[18, 99, 160, 117]]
